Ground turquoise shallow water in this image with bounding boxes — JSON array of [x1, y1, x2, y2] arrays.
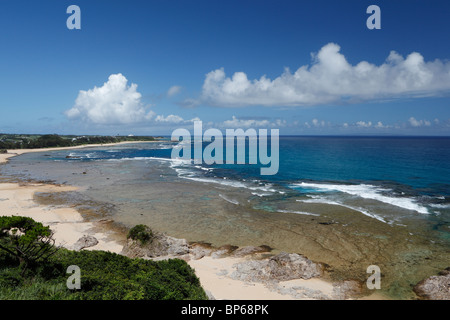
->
[[1, 137, 449, 299]]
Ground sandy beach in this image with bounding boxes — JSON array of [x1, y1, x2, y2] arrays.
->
[[0, 141, 154, 165], [0, 143, 386, 300]]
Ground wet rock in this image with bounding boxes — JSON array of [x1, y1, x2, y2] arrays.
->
[[72, 235, 99, 250], [413, 268, 450, 300]]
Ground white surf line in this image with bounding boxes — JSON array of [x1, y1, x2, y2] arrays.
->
[[219, 194, 239, 205], [296, 198, 388, 224], [293, 182, 429, 214], [276, 209, 320, 217]]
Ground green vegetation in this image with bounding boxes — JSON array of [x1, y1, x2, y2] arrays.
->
[[0, 216, 57, 275], [0, 217, 207, 300], [0, 134, 156, 150], [127, 224, 154, 245]]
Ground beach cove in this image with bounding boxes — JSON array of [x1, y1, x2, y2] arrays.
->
[[0, 139, 448, 300], [0, 143, 351, 300]]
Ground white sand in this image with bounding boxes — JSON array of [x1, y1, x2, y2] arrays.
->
[[187, 256, 337, 300], [0, 182, 123, 253]]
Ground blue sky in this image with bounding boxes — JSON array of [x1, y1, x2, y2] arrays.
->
[[0, 0, 449, 135]]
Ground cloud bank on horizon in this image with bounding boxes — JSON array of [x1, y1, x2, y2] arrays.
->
[[199, 43, 450, 107]]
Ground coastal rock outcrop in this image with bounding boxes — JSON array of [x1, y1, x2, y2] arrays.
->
[[189, 243, 215, 260], [121, 232, 189, 259], [72, 235, 99, 250], [413, 268, 450, 300], [231, 252, 323, 283]]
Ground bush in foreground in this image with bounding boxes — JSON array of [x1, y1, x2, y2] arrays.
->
[[0, 217, 207, 300], [0, 216, 58, 275], [0, 248, 207, 300]]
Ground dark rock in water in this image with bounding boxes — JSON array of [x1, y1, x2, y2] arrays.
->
[[413, 267, 450, 300], [72, 235, 99, 250]]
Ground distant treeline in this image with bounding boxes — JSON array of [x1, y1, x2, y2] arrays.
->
[[0, 134, 156, 150]]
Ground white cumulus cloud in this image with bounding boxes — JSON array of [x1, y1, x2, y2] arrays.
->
[[200, 43, 450, 107], [357, 121, 373, 128], [154, 114, 201, 125], [409, 117, 431, 127], [65, 73, 155, 125], [155, 114, 184, 124]]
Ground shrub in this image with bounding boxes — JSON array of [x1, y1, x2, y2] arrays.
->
[[0, 217, 207, 300], [0, 216, 57, 273], [127, 224, 154, 244], [49, 249, 207, 300]]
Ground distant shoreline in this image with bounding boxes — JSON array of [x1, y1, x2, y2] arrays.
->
[[0, 140, 156, 164]]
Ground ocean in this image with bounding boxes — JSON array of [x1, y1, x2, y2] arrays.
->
[[1, 136, 449, 299]]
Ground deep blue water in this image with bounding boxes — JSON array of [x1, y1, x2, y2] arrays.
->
[[53, 137, 450, 193], [41, 136, 450, 222], [213, 136, 450, 196], [49, 136, 450, 195]]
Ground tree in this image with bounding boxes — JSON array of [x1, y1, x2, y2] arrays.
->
[[0, 216, 58, 274]]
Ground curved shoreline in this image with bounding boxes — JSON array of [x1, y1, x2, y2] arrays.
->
[[0, 144, 390, 300], [0, 140, 155, 164]]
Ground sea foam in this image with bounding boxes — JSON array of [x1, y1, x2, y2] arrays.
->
[[293, 182, 429, 214]]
